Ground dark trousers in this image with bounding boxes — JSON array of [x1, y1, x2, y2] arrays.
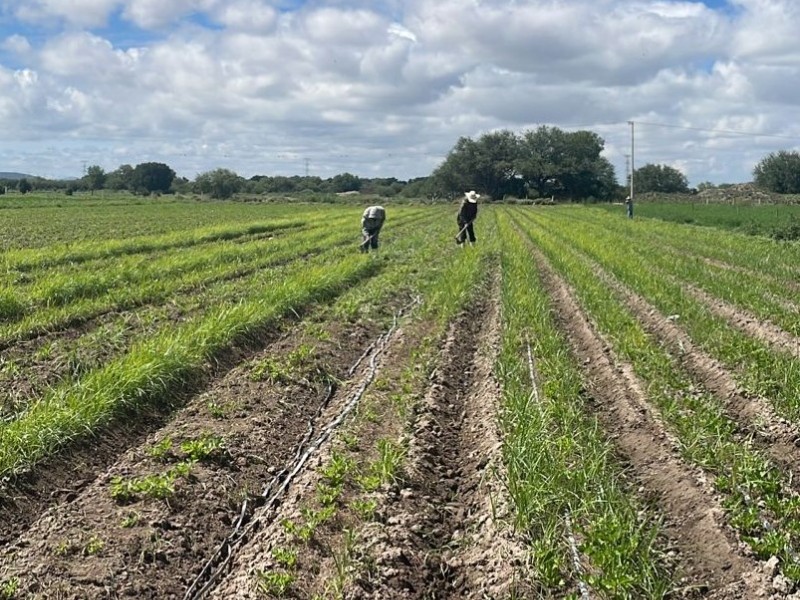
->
[[361, 227, 380, 251], [457, 219, 475, 243]]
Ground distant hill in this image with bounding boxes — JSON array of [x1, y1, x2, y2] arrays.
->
[[0, 172, 36, 180]]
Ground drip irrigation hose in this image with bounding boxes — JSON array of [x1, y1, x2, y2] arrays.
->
[[184, 297, 420, 600], [525, 337, 544, 422], [564, 510, 592, 600]]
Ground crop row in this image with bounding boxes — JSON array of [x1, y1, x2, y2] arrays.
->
[[510, 206, 800, 581], [0, 205, 468, 481]]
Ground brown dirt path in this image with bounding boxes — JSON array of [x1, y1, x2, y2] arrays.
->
[[525, 240, 772, 598]]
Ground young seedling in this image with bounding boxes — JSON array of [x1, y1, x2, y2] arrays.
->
[[83, 535, 104, 556], [147, 437, 174, 462], [180, 434, 224, 462], [0, 577, 19, 600], [255, 569, 295, 596], [271, 547, 298, 569], [120, 511, 141, 528]]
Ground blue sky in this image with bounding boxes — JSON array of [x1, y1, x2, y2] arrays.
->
[[0, 0, 798, 185]]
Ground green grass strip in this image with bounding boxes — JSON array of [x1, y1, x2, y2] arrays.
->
[[512, 207, 800, 581], [496, 210, 670, 598]]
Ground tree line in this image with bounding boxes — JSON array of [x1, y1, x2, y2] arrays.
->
[[4, 128, 800, 200]]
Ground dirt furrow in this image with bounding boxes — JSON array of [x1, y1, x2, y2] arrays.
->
[[0, 315, 382, 599], [350, 281, 531, 599], [205, 281, 530, 599], [203, 318, 412, 599], [591, 265, 800, 485], [527, 243, 771, 597], [680, 281, 800, 358]]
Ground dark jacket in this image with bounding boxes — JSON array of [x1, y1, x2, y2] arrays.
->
[[458, 201, 478, 223]]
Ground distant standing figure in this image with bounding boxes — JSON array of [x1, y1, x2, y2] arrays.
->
[[360, 205, 386, 252], [625, 195, 633, 219], [456, 190, 479, 246]]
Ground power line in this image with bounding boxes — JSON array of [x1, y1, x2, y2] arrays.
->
[[632, 120, 800, 141]]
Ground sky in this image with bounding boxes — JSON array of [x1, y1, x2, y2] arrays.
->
[[0, 0, 799, 185]]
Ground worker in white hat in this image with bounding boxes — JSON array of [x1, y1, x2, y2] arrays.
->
[[455, 190, 480, 246]]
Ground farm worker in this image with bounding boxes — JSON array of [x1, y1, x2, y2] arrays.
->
[[456, 190, 479, 246], [360, 205, 386, 252], [625, 195, 633, 219]]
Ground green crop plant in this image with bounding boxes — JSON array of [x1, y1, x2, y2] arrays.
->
[[493, 210, 672, 597], [349, 498, 378, 521], [180, 434, 225, 462], [0, 577, 19, 599], [109, 462, 192, 503], [324, 451, 353, 485], [271, 547, 298, 569], [511, 207, 800, 583], [147, 437, 174, 462], [255, 569, 295, 597], [0, 245, 386, 477]]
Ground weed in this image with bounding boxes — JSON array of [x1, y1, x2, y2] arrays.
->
[[0, 577, 19, 600], [339, 431, 359, 451], [271, 547, 298, 569], [83, 535, 104, 556], [250, 344, 317, 384], [255, 569, 295, 596], [53, 539, 76, 557], [350, 498, 378, 521], [373, 439, 406, 485], [207, 400, 235, 418], [120, 512, 141, 528], [180, 434, 224, 462]]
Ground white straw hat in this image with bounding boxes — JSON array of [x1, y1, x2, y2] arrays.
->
[[465, 190, 480, 203]]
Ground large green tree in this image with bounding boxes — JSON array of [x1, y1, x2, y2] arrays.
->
[[633, 163, 689, 194], [753, 150, 800, 193], [130, 162, 176, 195], [433, 127, 616, 200], [83, 165, 106, 194], [329, 172, 362, 193], [106, 164, 134, 191], [517, 127, 615, 200], [194, 168, 243, 199], [433, 130, 523, 200]]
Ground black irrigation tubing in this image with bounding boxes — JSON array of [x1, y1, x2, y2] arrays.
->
[[183, 296, 421, 600]]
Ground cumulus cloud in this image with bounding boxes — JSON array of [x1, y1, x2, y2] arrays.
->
[[0, 0, 799, 184]]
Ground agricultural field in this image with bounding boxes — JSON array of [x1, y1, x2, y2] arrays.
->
[[599, 201, 800, 240], [0, 197, 799, 599]]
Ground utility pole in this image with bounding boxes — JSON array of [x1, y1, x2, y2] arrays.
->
[[628, 121, 635, 201], [623, 153, 630, 187], [304, 158, 310, 177]]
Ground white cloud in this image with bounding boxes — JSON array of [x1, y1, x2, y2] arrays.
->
[[3, 35, 32, 56], [8, 0, 120, 28], [0, 0, 799, 184]]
